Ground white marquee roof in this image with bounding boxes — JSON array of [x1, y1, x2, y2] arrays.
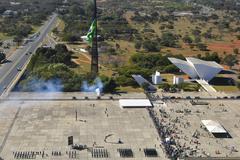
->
[[201, 120, 227, 133], [119, 99, 152, 108], [168, 57, 223, 81]]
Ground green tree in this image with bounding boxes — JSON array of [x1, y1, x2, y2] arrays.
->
[[34, 44, 73, 65], [17, 24, 33, 37], [70, 5, 85, 15], [192, 29, 201, 36], [196, 43, 208, 51], [62, 33, 79, 42], [194, 36, 201, 43], [85, 0, 94, 18], [233, 48, 239, 55], [0, 52, 6, 62], [183, 35, 193, 44], [135, 41, 142, 50], [13, 35, 23, 46], [223, 54, 238, 68], [201, 52, 221, 63], [130, 53, 171, 69], [142, 40, 160, 52], [160, 32, 178, 47], [164, 64, 179, 73], [236, 35, 240, 40]]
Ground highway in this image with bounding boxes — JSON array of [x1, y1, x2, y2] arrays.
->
[[0, 13, 58, 96]]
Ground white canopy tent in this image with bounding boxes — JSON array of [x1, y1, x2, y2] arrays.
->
[[119, 99, 152, 108], [201, 120, 227, 133]]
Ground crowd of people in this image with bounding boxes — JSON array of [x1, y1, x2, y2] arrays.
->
[[147, 108, 201, 159], [148, 108, 184, 159]]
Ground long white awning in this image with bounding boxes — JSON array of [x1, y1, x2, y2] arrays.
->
[[119, 99, 152, 108], [201, 120, 227, 133]]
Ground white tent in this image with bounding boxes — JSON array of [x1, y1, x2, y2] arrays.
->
[[201, 120, 227, 133], [119, 99, 152, 108]]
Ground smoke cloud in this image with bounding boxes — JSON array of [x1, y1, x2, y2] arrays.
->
[[16, 76, 105, 95], [81, 77, 104, 93], [18, 78, 63, 92]]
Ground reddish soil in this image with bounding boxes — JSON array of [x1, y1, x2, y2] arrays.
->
[[208, 40, 240, 54]]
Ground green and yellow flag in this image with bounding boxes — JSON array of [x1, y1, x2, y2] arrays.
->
[[86, 20, 96, 44]]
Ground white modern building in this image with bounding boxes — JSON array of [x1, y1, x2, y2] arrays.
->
[[173, 76, 184, 85], [168, 57, 223, 82], [152, 71, 162, 85]]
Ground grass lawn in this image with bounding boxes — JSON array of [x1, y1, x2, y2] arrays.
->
[[213, 85, 239, 92], [116, 86, 143, 92], [32, 25, 41, 33], [160, 73, 186, 84], [106, 40, 136, 54], [72, 62, 91, 74], [56, 17, 65, 32], [0, 32, 12, 40]]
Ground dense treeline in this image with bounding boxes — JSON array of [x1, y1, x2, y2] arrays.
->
[[0, 0, 62, 42]]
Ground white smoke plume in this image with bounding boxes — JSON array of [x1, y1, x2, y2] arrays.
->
[[81, 77, 104, 94]]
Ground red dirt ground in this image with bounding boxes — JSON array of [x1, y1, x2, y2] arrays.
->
[[208, 40, 240, 54]]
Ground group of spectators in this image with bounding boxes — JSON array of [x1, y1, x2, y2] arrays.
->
[[148, 108, 184, 159], [147, 108, 201, 159]]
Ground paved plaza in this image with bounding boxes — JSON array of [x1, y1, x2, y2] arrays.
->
[[0, 96, 166, 159], [0, 92, 240, 159], [151, 92, 240, 158]]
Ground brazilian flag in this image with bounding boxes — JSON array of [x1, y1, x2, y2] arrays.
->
[[86, 20, 96, 44]]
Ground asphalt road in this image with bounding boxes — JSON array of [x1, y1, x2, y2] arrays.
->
[[0, 13, 58, 96]]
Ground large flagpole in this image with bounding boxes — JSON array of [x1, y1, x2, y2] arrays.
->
[[91, 0, 99, 76]]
